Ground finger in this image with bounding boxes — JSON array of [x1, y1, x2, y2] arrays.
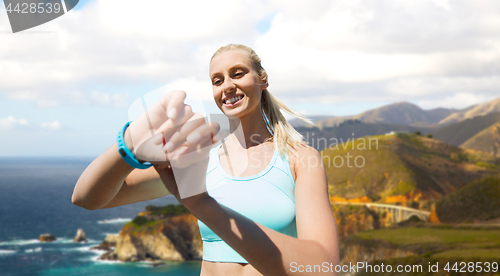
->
[[134, 132, 167, 162], [212, 134, 221, 144], [164, 90, 187, 120], [172, 104, 194, 125], [129, 90, 190, 154], [210, 122, 221, 140], [155, 104, 194, 141], [170, 122, 220, 164], [143, 91, 184, 130], [163, 114, 205, 153], [186, 121, 221, 147]]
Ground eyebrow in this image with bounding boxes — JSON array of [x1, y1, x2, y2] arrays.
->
[[211, 63, 248, 79]]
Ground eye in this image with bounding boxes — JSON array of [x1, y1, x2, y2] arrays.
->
[[233, 71, 244, 78], [212, 78, 222, 86]]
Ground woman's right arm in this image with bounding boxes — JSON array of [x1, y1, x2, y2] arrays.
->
[[72, 90, 195, 210], [71, 128, 172, 210]]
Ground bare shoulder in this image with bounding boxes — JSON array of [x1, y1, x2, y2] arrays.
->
[[288, 143, 323, 181]]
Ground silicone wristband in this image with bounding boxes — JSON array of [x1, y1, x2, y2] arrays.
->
[[116, 121, 153, 169]]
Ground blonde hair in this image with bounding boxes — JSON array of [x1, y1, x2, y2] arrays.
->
[[211, 44, 314, 158]]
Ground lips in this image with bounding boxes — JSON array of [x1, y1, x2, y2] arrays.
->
[[223, 95, 244, 107]]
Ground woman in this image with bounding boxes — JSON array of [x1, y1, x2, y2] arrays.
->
[[72, 44, 339, 275]]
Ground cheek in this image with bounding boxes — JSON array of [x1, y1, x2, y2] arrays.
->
[[213, 89, 225, 109], [212, 88, 220, 100]]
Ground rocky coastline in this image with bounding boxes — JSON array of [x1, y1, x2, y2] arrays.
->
[[94, 205, 202, 263]]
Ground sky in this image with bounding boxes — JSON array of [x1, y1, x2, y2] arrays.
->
[[0, 0, 499, 156]]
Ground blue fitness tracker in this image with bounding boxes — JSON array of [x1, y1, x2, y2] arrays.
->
[[116, 121, 153, 169]]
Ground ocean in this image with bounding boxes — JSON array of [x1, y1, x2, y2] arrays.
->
[[0, 157, 201, 276]]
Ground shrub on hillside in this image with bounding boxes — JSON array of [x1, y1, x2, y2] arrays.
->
[[436, 176, 500, 223], [145, 204, 189, 216], [132, 216, 148, 227], [450, 152, 464, 163]]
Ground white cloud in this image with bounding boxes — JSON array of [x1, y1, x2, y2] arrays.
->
[[0, 0, 499, 112], [0, 116, 63, 131], [90, 91, 130, 108], [41, 120, 62, 131], [417, 92, 491, 110], [0, 0, 273, 106], [0, 116, 32, 129]]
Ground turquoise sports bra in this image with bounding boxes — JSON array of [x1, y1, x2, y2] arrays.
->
[[197, 145, 297, 263]]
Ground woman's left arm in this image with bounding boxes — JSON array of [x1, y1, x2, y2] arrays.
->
[[177, 145, 339, 276]]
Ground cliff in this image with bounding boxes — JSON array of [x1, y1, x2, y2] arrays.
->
[[98, 205, 202, 262]]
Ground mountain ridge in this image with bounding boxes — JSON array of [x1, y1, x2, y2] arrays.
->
[[291, 97, 500, 129]]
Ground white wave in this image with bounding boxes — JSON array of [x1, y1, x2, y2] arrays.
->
[[102, 233, 119, 236], [94, 258, 125, 264], [89, 248, 108, 253], [97, 218, 131, 224], [54, 238, 74, 244], [25, 247, 42, 253], [54, 245, 91, 252], [0, 239, 40, 246], [71, 238, 99, 244], [74, 246, 93, 252], [0, 237, 78, 246], [76, 246, 107, 256], [80, 252, 118, 263], [0, 249, 17, 254]]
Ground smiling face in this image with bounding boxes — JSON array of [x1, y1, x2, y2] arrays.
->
[[210, 50, 268, 119]]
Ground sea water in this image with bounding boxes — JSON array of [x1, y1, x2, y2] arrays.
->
[[0, 157, 201, 276]]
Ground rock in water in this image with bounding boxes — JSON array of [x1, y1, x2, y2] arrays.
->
[[38, 233, 56, 242], [92, 234, 118, 251], [74, 228, 87, 243]]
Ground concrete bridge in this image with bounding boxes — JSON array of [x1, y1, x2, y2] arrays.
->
[[331, 201, 431, 223]]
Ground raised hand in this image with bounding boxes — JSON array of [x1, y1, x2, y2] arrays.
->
[[126, 90, 222, 201], [126, 90, 198, 164]]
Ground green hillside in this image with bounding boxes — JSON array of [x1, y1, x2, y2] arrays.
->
[[436, 175, 500, 223], [461, 122, 500, 158], [322, 133, 500, 202], [432, 111, 500, 146]]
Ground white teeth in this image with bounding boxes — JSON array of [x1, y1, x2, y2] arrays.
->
[[225, 95, 243, 105]]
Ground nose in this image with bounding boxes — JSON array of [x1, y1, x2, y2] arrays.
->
[[222, 78, 236, 93]]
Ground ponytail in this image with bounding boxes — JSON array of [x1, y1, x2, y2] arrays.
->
[[261, 89, 313, 158]]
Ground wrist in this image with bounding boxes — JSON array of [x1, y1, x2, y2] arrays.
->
[[181, 192, 213, 215], [124, 126, 134, 153], [116, 121, 152, 169]]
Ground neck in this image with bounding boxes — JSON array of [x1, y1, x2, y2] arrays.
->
[[228, 106, 272, 149]]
